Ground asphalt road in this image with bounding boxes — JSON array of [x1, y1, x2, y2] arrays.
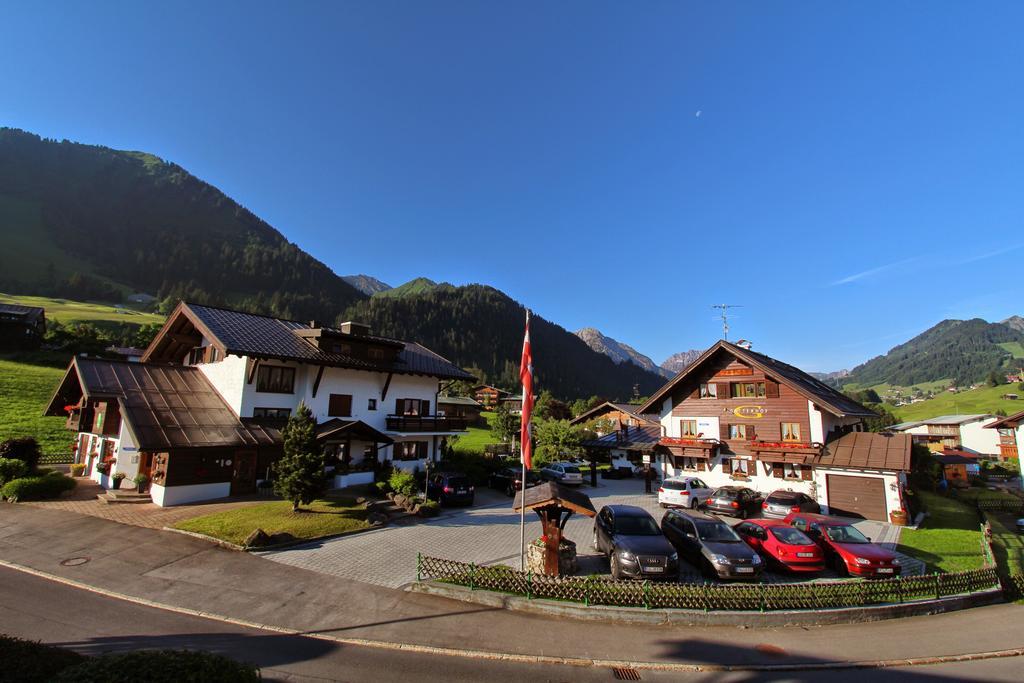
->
[[1, 566, 1020, 683]]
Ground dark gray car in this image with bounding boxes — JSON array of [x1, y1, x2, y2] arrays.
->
[[660, 509, 763, 580], [593, 505, 679, 580], [762, 490, 820, 519]]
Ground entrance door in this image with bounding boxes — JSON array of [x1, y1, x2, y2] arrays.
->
[[231, 451, 257, 496], [826, 474, 887, 521]]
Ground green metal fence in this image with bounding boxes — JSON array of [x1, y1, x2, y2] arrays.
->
[[416, 554, 1000, 612]]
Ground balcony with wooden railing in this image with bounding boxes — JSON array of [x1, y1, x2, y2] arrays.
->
[[385, 415, 469, 433]]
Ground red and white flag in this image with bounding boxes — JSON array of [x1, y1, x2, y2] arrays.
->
[[519, 310, 534, 470]]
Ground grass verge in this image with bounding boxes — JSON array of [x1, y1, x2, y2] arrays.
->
[[898, 490, 986, 573], [174, 497, 370, 546]]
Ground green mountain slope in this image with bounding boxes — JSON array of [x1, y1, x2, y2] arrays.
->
[[373, 277, 441, 298], [346, 284, 668, 401], [0, 128, 366, 321], [845, 318, 1024, 388]]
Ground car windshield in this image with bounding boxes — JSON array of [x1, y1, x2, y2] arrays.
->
[[769, 526, 814, 545], [563, 466, 581, 474], [767, 493, 799, 504], [714, 489, 739, 499], [690, 479, 708, 489], [662, 480, 687, 490], [696, 521, 741, 543], [825, 525, 870, 544], [615, 515, 662, 535]]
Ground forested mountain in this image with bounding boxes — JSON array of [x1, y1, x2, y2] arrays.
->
[[575, 327, 670, 377], [342, 274, 391, 296], [346, 284, 668, 400], [373, 277, 441, 298], [0, 128, 366, 321], [844, 318, 1024, 387]]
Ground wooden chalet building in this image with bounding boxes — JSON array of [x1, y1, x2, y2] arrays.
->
[[985, 410, 1024, 462], [46, 302, 474, 506], [473, 384, 510, 410], [437, 395, 484, 426], [0, 302, 46, 350], [570, 401, 660, 433], [628, 341, 912, 522]]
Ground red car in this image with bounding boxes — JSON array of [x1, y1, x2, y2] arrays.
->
[[784, 512, 901, 578], [734, 519, 825, 573]]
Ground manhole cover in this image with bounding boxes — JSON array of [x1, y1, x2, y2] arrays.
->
[[611, 667, 641, 681], [755, 643, 788, 657], [60, 557, 90, 567]]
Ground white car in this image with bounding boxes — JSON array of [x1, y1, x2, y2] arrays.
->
[[658, 476, 713, 509], [541, 462, 584, 486]]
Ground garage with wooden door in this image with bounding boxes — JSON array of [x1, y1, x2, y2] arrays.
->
[[825, 474, 888, 521]]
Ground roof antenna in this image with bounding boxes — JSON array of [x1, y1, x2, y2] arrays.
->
[[711, 304, 742, 341]]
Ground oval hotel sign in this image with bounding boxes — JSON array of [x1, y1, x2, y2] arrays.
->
[[733, 405, 766, 419]]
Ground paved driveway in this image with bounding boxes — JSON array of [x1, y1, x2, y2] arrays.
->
[[259, 478, 921, 587]]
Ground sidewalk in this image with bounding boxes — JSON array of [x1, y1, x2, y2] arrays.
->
[[1, 502, 1021, 670]]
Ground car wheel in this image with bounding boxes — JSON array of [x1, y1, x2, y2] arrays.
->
[[691, 498, 700, 510], [701, 558, 716, 580], [506, 484, 515, 497], [610, 553, 624, 580], [739, 509, 747, 520], [831, 554, 848, 577]]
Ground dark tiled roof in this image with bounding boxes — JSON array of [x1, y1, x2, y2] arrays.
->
[[182, 303, 473, 381], [816, 431, 911, 471], [640, 341, 876, 418], [569, 401, 660, 426], [984, 410, 1024, 429], [513, 481, 597, 516], [438, 395, 483, 407], [316, 419, 393, 444], [55, 357, 278, 451], [581, 425, 662, 452], [0, 303, 44, 320]]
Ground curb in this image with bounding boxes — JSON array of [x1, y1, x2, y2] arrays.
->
[[161, 522, 388, 553], [409, 580, 1006, 627], [0, 557, 1022, 673]]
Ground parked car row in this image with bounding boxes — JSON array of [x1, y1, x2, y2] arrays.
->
[[592, 504, 901, 581], [656, 477, 821, 521]]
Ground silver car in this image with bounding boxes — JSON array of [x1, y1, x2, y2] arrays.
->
[[541, 462, 584, 486], [761, 490, 820, 519]]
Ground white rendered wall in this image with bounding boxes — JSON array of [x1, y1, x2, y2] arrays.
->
[[197, 354, 248, 415], [958, 419, 1001, 455], [150, 482, 231, 507]]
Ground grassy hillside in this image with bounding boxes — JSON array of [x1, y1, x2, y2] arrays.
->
[[373, 277, 441, 299], [0, 293, 164, 327], [997, 341, 1024, 359], [890, 383, 1024, 422], [0, 358, 70, 455]]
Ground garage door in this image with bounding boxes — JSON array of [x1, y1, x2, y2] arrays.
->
[[826, 474, 887, 521]]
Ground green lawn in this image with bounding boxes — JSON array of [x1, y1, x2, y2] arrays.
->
[[898, 490, 987, 573], [0, 293, 164, 326], [451, 411, 499, 455], [997, 341, 1024, 360], [174, 497, 370, 546], [0, 358, 71, 455], [889, 383, 1024, 422]]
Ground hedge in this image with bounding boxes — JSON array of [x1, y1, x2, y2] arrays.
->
[[53, 650, 261, 682], [1, 471, 76, 501], [0, 457, 28, 485], [0, 635, 85, 683], [0, 437, 41, 472]]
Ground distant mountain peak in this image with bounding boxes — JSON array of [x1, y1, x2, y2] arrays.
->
[[342, 274, 392, 296], [660, 350, 703, 376], [1002, 315, 1024, 333], [575, 328, 670, 377], [373, 277, 440, 299]]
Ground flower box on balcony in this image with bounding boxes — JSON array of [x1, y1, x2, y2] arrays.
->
[[750, 441, 822, 454]]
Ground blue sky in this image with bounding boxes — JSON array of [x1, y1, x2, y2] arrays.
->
[[2, 1, 1021, 372]]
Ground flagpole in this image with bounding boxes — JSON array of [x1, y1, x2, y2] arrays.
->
[[519, 309, 531, 572], [520, 437, 527, 571]]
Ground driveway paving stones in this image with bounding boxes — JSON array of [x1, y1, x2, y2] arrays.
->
[[260, 478, 921, 587]]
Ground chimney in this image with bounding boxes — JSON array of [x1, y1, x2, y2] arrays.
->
[[309, 320, 320, 329], [340, 321, 371, 336]]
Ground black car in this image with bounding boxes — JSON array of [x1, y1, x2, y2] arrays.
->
[[593, 505, 679, 580], [488, 466, 541, 496], [426, 472, 474, 506], [660, 508, 763, 581], [703, 486, 763, 519], [761, 490, 821, 519]]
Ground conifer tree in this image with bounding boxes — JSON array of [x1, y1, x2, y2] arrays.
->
[[273, 402, 325, 511]]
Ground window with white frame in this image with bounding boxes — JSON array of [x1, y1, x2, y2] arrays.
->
[[730, 458, 751, 476], [680, 419, 698, 437]]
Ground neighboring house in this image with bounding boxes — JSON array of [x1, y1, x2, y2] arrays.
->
[[473, 384, 510, 409], [629, 340, 911, 522], [46, 301, 474, 506], [438, 395, 484, 426], [984, 410, 1024, 462], [127, 292, 157, 304], [499, 395, 525, 415], [935, 449, 982, 485], [582, 424, 661, 469], [570, 401, 660, 433], [0, 302, 46, 350], [105, 345, 145, 362], [888, 414, 1002, 457]]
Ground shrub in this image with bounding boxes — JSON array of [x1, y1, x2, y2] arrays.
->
[[0, 635, 85, 683], [388, 469, 418, 498], [70, 463, 86, 476], [419, 499, 441, 517], [0, 457, 29, 485], [437, 451, 506, 485], [374, 479, 392, 495], [53, 650, 260, 682], [2, 473, 77, 501], [0, 437, 41, 473]]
